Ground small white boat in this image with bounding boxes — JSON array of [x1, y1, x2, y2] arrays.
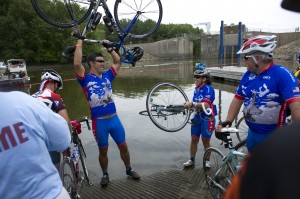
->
[[0, 59, 30, 87]]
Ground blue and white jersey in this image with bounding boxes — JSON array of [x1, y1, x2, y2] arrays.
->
[[235, 63, 300, 133], [193, 84, 216, 117], [77, 67, 117, 118]]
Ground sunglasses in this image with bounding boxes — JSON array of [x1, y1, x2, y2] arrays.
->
[[95, 59, 105, 63], [244, 55, 253, 61], [194, 75, 202, 79]]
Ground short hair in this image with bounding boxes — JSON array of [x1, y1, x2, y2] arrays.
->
[[86, 52, 104, 68]]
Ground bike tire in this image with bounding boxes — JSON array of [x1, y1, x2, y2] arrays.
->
[[114, 0, 163, 39], [234, 139, 248, 154], [31, 0, 93, 28], [203, 147, 234, 199], [146, 82, 190, 132], [235, 117, 248, 143], [60, 159, 77, 197], [78, 141, 91, 186]]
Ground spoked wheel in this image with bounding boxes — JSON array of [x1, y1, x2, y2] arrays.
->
[[235, 117, 248, 143], [31, 0, 93, 28], [114, 0, 163, 38], [203, 147, 234, 199], [146, 82, 190, 132], [60, 159, 77, 197], [234, 139, 248, 156]]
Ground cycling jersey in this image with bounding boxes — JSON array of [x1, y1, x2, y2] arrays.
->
[[36, 88, 66, 113], [235, 63, 300, 134], [77, 67, 117, 118], [191, 84, 216, 138]]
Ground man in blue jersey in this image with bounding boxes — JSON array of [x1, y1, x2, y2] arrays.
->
[[0, 91, 71, 199], [74, 39, 140, 187], [216, 35, 300, 152]]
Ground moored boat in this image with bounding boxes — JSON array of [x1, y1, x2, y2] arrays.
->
[[0, 59, 30, 88]]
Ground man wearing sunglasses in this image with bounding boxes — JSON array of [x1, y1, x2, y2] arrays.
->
[[73, 39, 140, 187], [216, 35, 300, 152]]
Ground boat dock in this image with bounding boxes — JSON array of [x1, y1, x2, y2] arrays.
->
[[209, 66, 247, 81]]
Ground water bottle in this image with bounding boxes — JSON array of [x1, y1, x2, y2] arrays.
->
[[91, 12, 102, 30], [72, 144, 80, 163], [103, 16, 114, 33]]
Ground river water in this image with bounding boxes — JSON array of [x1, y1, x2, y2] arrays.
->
[[2, 58, 295, 181]]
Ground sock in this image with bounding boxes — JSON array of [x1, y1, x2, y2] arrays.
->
[[190, 157, 195, 162], [126, 166, 132, 174], [103, 171, 108, 176]]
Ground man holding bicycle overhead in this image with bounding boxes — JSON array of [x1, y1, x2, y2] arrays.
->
[[183, 63, 217, 168], [216, 35, 300, 152], [32, 69, 72, 170], [74, 38, 140, 187]]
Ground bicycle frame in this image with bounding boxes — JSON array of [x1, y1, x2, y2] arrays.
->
[[79, 0, 143, 65]]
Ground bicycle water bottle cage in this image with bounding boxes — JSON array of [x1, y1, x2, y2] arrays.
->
[[121, 47, 144, 66], [91, 12, 102, 30]]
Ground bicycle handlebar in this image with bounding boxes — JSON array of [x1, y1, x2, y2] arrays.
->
[[83, 39, 118, 48], [78, 116, 91, 130]]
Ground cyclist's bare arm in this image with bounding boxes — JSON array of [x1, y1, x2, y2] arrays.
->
[[216, 97, 243, 131], [58, 109, 72, 135], [289, 101, 300, 121], [74, 39, 85, 77]]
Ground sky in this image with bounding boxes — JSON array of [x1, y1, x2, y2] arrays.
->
[[159, 0, 300, 33]]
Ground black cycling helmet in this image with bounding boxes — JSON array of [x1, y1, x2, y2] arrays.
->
[[130, 47, 144, 62], [41, 69, 63, 90]]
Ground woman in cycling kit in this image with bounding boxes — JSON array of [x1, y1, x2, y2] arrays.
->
[[183, 63, 217, 168]]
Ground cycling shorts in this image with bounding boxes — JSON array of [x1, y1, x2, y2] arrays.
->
[[246, 128, 273, 152], [191, 115, 215, 139], [92, 115, 126, 148], [49, 151, 60, 165]]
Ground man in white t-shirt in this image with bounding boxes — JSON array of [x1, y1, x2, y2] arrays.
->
[[0, 91, 71, 199]]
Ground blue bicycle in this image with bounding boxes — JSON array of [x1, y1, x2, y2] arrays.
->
[[31, 0, 163, 66]]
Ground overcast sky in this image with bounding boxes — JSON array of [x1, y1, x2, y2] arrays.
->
[[159, 0, 300, 32]]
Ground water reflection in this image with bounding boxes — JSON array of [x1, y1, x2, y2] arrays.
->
[[1, 58, 293, 181]]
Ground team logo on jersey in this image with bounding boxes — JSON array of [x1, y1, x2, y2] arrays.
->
[[54, 100, 59, 107]]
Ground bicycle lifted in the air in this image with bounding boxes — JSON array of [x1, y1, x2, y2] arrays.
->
[[31, 0, 163, 66]]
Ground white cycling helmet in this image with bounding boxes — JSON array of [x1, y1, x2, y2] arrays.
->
[[193, 69, 210, 77], [237, 35, 277, 55], [41, 69, 63, 90]]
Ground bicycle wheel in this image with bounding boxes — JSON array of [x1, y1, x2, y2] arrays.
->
[[78, 141, 91, 186], [114, 0, 163, 38], [60, 159, 77, 197], [146, 82, 190, 132], [235, 117, 248, 143], [203, 147, 234, 199], [31, 0, 93, 28]]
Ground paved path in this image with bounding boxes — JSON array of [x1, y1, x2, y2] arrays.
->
[[81, 166, 212, 199]]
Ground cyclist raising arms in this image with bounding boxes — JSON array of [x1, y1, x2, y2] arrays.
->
[[33, 69, 71, 170], [216, 35, 300, 152], [73, 39, 140, 187]]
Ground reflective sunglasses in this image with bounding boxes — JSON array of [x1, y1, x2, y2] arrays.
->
[[244, 55, 253, 61], [95, 59, 105, 63]]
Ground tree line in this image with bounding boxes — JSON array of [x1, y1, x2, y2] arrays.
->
[[0, 0, 203, 64]]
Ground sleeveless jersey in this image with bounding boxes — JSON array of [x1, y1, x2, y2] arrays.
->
[[76, 67, 117, 118], [235, 63, 300, 133]]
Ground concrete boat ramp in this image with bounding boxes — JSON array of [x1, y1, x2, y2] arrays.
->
[[81, 166, 211, 199], [209, 66, 247, 81]]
